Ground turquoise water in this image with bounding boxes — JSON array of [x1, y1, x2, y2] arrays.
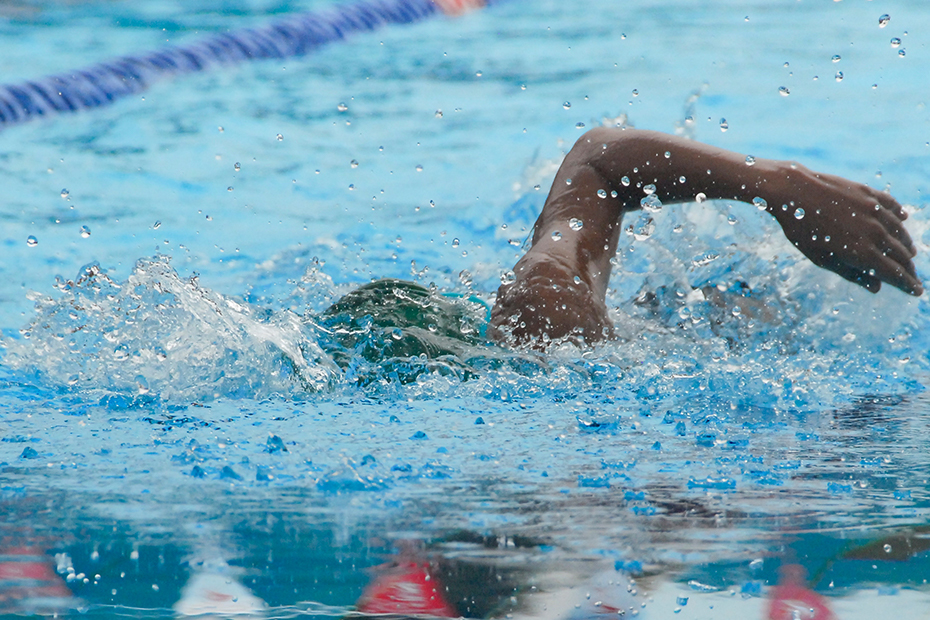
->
[[3, 0, 930, 617]]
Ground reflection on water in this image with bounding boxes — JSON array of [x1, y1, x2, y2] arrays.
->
[[3, 489, 930, 619]]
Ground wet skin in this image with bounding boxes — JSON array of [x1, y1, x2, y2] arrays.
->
[[488, 128, 921, 346]]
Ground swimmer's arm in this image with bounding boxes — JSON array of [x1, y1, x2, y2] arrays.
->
[[489, 128, 921, 345]]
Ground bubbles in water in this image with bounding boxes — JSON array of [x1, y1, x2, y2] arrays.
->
[[621, 176, 630, 187], [576, 122, 586, 129], [831, 54, 841, 63], [753, 197, 767, 210], [719, 118, 729, 132], [26, 235, 38, 247], [695, 193, 707, 203], [643, 184, 656, 195], [234, 162, 240, 171], [727, 214, 738, 225], [563, 101, 571, 109], [794, 207, 805, 220], [337, 102, 349, 112], [778, 86, 790, 96], [80, 226, 91, 238], [569, 218, 584, 231], [153, 221, 162, 230], [879, 14, 890, 27], [350, 160, 359, 168], [899, 49, 906, 57], [745, 155, 756, 166], [60, 189, 70, 199], [415, 164, 424, 172], [451, 238, 460, 248], [276, 133, 284, 141], [435, 109, 443, 118], [640, 195, 663, 213], [835, 71, 844, 82], [551, 231, 563, 241], [890, 37, 901, 48]]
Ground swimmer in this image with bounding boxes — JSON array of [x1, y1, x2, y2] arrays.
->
[[487, 128, 923, 346]]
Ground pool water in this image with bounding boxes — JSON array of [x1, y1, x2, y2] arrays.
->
[[2, 0, 930, 617]]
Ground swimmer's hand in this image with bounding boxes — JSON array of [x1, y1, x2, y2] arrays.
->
[[765, 162, 923, 296]]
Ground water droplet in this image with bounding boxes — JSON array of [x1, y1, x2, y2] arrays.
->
[[551, 231, 563, 241], [435, 109, 443, 118], [727, 214, 738, 225], [778, 86, 790, 96], [26, 235, 37, 247], [898, 49, 906, 57], [824, 235, 831, 242], [731, 306, 741, 316], [753, 197, 767, 210], [501, 270, 516, 285], [631, 89, 639, 97], [611, 190, 618, 198], [643, 184, 656, 195], [573, 275, 581, 284], [227, 186, 234, 192], [794, 207, 805, 220], [80, 225, 91, 238], [337, 102, 349, 112], [234, 162, 240, 171], [640, 195, 663, 213], [415, 164, 423, 172], [565, 178, 573, 186], [575, 122, 586, 129], [451, 238, 460, 248], [597, 189, 607, 199], [695, 193, 707, 203], [60, 188, 70, 199], [569, 218, 584, 231], [153, 221, 162, 229], [276, 133, 284, 141], [879, 14, 890, 27], [621, 176, 630, 187], [890, 37, 902, 48], [347, 184, 355, 191], [563, 101, 572, 109], [884, 544, 893, 553], [719, 118, 729, 132], [835, 71, 844, 82], [664, 151, 671, 159], [678, 176, 686, 183], [831, 54, 841, 63], [632, 216, 655, 240], [745, 155, 756, 166]]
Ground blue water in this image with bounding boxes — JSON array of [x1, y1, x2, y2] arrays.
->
[[3, 0, 930, 617]]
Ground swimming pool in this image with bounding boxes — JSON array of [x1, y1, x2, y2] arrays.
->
[[2, 0, 930, 617]]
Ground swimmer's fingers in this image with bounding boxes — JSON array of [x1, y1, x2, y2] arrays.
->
[[832, 263, 881, 293], [874, 206, 916, 254], [860, 247, 923, 296], [872, 189, 908, 221]]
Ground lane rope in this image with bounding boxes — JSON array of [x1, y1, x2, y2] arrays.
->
[[0, 0, 492, 130]]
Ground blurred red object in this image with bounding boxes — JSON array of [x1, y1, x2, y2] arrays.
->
[[357, 561, 457, 617], [767, 564, 837, 620]]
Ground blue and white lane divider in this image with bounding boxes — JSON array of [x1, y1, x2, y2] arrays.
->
[[0, 0, 492, 130]]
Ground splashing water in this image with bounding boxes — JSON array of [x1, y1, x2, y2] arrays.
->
[[3, 256, 338, 403]]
